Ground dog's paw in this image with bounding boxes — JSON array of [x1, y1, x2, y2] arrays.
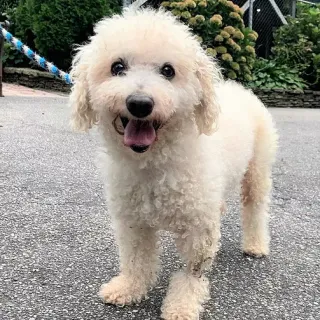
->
[[161, 309, 198, 320], [243, 244, 269, 258], [99, 274, 147, 306]]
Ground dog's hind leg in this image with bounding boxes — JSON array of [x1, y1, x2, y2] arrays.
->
[[241, 118, 277, 257], [99, 222, 159, 305]]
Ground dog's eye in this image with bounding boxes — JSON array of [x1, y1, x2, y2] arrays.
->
[[160, 64, 175, 80], [111, 61, 126, 76]]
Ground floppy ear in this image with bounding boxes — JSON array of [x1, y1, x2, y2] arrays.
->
[[69, 47, 97, 131], [194, 50, 221, 135]]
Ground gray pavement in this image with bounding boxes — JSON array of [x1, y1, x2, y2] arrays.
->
[[0, 97, 319, 320]]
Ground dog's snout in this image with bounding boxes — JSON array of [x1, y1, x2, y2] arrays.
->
[[126, 95, 154, 118]]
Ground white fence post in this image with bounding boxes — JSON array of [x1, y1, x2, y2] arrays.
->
[[123, 0, 149, 9], [122, 0, 132, 8], [248, 0, 254, 29], [291, 0, 297, 17]]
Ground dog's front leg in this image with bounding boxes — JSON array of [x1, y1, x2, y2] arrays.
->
[[99, 220, 159, 305], [161, 221, 221, 320]]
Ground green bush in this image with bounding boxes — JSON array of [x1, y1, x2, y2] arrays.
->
[[247, 58, 307, 92], [161, 0, 258, 82], [1, 5, 30, 68], [109, 0, 122, 13], [272, 2, 320, 90], [2, 42, 28, 67], [0, 0, 19, 13], [13, 0, 119, 70]]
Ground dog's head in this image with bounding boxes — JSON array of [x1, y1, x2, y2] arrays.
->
[[69, 8, 221, 154]]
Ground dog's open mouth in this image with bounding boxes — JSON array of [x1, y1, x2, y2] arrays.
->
[[120, 117, 161, 153]]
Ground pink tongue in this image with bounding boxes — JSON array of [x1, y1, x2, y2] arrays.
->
[[124, 120, 156, 147]]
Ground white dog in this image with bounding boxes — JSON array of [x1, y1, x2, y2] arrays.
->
[[69, 8, 278, 320]]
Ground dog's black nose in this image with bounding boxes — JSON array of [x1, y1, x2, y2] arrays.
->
[[126, 95, 154, 118]]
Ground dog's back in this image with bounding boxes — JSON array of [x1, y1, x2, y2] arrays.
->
[[209, 80, 278, 196]]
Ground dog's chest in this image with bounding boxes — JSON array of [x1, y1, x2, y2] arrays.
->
[[107, 164, 216, 230]]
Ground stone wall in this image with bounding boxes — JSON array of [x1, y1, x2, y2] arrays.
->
[[253, 88, 320, 109], [3, 67, 70, 93], [3, 67, 320, 108]]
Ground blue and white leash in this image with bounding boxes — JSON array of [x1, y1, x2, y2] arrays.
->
[[0, 24, 73, 85]]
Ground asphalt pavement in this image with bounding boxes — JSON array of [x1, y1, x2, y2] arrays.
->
[[0, 96, 319, 320]]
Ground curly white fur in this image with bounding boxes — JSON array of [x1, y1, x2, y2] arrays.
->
[[69, 8, 278, 320]]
